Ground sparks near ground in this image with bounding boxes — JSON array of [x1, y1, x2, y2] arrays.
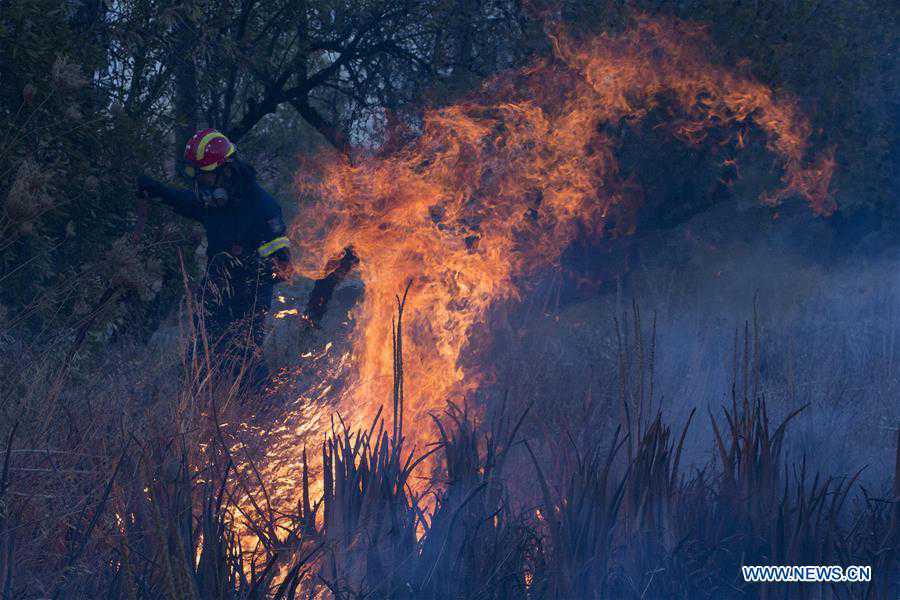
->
[[241, 14, 835, 536]]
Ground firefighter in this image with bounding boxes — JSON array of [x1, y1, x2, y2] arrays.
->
[[137, 128, 291, 386]]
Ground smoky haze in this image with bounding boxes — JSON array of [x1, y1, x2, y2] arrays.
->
[[484, 193, 900, 491]]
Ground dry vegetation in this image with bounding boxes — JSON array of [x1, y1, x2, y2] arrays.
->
[[0, 295, 896, 600]]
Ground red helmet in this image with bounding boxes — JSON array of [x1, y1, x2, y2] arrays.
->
[[183, 128, 236, 177]]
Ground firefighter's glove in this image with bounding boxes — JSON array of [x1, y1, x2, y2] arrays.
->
[[137, 175, 163, 199], [271, 248, 292, 283]]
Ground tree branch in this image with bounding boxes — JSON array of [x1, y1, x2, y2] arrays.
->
[[290, 98, 348, 154]]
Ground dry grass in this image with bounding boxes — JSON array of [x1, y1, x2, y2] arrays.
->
[[0, 295, 896, 598]]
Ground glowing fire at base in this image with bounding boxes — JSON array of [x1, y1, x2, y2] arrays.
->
[[237, 13, 835, 550]]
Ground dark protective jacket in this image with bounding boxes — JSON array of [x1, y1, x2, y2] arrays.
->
[[149, 164, 291, 268]]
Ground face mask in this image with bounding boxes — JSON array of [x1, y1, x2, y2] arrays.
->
[[196, 183, 229, 209]]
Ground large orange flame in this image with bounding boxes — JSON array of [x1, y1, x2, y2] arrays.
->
[[237, 14, 834, 543]]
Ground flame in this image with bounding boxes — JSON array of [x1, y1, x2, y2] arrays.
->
[[289, 15, 833, 449], [233, 13, 834, 558]]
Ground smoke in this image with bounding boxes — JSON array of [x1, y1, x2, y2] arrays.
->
[[488, 198, 899, 487]]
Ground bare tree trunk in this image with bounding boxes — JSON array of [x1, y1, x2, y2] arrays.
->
[[172, 7, 198, 176], [68, 0, 108, 118], [450, 0, 479, 89]]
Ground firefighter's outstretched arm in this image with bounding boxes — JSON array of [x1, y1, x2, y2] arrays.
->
[[137, 175, 203, 221]]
